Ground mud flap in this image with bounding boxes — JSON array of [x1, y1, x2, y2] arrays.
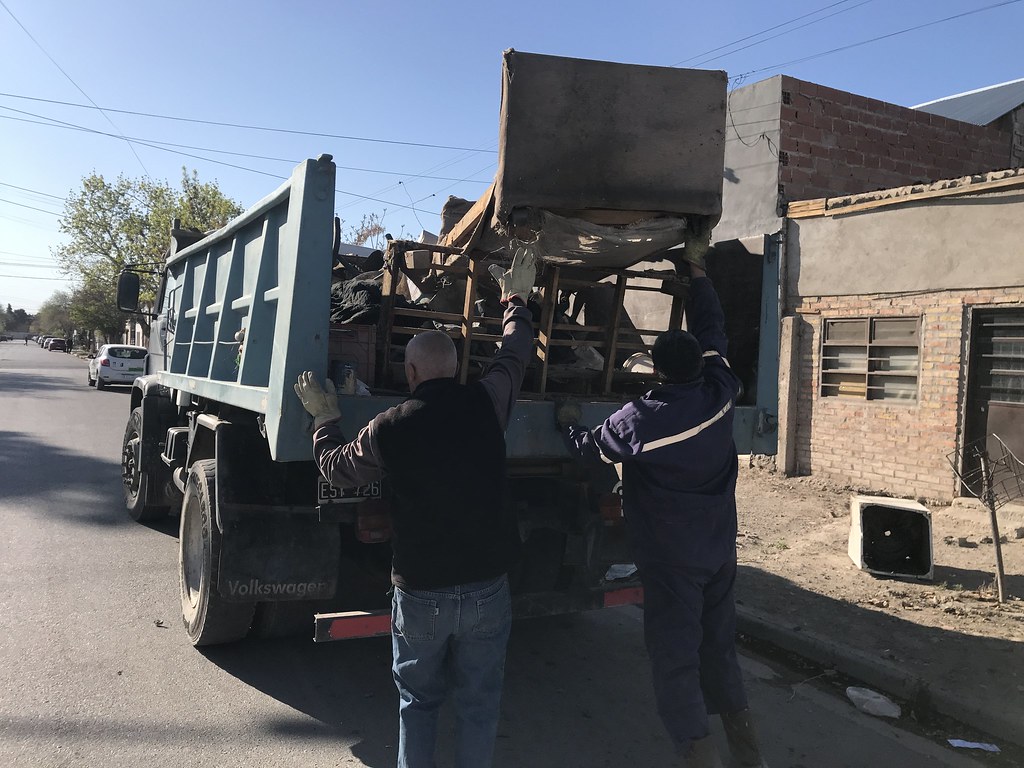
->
[[216, 516, 339, 602]]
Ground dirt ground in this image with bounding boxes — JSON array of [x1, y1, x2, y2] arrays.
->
[[731, 461, 1024, 746], [735, 462, 1024, 643]]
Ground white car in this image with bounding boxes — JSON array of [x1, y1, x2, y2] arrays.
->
[[88, 345, 148, 390]]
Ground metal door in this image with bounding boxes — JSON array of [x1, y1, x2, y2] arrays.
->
[[964, 308, 1024, 464]]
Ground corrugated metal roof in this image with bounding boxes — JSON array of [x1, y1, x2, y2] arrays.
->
[[913, 77, 1024, 125]]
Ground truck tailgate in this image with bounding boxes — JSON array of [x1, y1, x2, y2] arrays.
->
[[158, 156, 336, 462]]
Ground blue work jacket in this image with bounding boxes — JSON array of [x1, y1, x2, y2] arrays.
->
[[566, 277, 741, 570]]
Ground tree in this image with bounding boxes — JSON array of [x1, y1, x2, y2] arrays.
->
[[344, 212, 387, 250], [70, 275, 126, 344], [55, 168, 242, 337], [35, 291, 74, 338], [1, 303, 32, 332]]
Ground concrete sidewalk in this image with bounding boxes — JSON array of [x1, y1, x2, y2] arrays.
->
[[735, 598, 1023, 750]]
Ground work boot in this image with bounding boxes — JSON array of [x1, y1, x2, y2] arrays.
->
[[679, 735, 724, 768], [721, 709, 769, 768]]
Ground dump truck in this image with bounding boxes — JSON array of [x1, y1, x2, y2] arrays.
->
[[116, 51, 779, 646]]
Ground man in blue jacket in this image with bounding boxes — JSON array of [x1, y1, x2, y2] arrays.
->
[[561, 247, 767, 768]]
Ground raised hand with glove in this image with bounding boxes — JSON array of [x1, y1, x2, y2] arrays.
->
[[680, 214, 717, 274], [488, 246, 538, 303], [294, 371, 341, 428]]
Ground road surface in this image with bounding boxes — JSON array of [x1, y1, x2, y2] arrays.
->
[[0, 342, 1004, 767]]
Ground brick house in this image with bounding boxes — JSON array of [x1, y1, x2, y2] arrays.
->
[[700, 74, 1021, 481], [780, 169, 1024, 501]]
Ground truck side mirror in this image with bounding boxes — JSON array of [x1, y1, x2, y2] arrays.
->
[[117, 271, 141, 312]]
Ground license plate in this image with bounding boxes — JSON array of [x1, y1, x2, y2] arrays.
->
[[317, 479, 381, 504], [128, 367, 143, 373]]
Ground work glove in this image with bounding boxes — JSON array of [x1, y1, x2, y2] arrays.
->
[[294, 371, 342, 429], [680, 215, 716, 272], [488, 246, 538, 303], [554, 399, 582, 431]]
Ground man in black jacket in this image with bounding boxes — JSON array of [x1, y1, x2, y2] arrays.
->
[[295, 249, 536, 768]]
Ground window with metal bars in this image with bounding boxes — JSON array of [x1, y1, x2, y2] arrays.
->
[[820, 317, 920, 402], [974, 311, 1024, 405]]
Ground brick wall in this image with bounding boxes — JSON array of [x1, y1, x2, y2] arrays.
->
[[778, 76, 1013, 203], [791, 287, 1024, 501], [1011, 105, 1024, 168]]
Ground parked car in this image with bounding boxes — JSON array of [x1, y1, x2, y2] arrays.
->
[[48, 338, 67, 352], [38, 336, 51, 347], [88, 345, 148, 390]]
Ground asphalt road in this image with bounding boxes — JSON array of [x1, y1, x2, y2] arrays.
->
[[0, 342, 995, 767]]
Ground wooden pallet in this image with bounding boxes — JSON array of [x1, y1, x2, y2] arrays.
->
[[373, 239, 686, 396]]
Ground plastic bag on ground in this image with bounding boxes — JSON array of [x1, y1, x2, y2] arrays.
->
[[846, 686, 901, 718]]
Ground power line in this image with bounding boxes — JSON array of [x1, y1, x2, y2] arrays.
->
[[690, 0, 875, 68], [0, 0, 150, 176], [0, 197, 61, 215], [0, 213, 58, 231], [0, 113, 493, 186], [0, 90, 499, 154], [336, 140, 498, 214], [0, 260, 62, 268], [0, 104, 443, 216], [0, 249, 57, 261], [733, 0, 1024, 80], [0, 181, 64, 200], [673, 0, 857, 66], [0, 273, 71, 281]]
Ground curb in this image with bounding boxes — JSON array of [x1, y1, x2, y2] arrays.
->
[[735, 604, 1022, 749]]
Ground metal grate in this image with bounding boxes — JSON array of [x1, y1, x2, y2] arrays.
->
[[947, 434, 1024, 510]]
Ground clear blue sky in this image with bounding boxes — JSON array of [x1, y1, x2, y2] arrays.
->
[[1, 0, 1021, 312]]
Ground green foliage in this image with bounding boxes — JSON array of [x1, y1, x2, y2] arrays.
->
[[55, 168, 242, 337], [0, 303, 33, 333], [70, 275, 126, 343], [35, 291, 74, 338]]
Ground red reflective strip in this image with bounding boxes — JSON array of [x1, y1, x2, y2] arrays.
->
[[603, 586, 643, 607], [326, 612, 391, 640]]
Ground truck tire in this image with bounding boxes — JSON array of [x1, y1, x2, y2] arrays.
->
[[179, 459, 255, 646], [122, 407, 169, 522]]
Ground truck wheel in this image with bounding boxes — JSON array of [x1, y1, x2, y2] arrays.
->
[[179, 459, 255, 646], [122, 408, 169, 522]]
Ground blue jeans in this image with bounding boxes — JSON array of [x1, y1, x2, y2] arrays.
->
[[391, 574, 512, 768]]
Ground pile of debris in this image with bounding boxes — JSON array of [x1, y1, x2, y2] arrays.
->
[[328, 212, 681, 392]]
